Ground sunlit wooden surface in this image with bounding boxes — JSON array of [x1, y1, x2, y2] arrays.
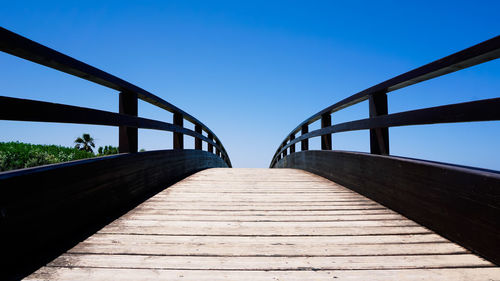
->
[[26, 168, 499, 280]]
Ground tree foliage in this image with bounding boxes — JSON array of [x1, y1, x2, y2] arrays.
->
[[74, 133, 95, 153], [0, 142, 94, 172]]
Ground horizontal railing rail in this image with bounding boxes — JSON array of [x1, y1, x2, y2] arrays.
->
[[0, 27, 231, 167], [271, 35, 500, 167]]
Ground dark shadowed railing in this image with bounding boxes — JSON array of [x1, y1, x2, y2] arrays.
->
[[0, 27, 230, 279], [271, 35, 500, 166], [0, 27, 231, 166], [271, 36, 500, 265]]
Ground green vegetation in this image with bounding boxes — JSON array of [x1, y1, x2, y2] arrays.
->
[[1, 133, 141, 172], [0, 142, 95, 172], [98, 145, 118, 155]]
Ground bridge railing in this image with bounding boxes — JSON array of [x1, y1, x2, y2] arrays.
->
[[270, 36, 500, 266], [0, 27, 231, 167], [270, 35, 500, 167], [0, 27, 231, 279]]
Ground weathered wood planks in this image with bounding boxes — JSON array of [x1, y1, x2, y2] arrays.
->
[[276, 151, 500, 264], [25, 168, 499, 280]]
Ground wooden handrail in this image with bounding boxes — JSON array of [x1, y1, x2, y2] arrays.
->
[[271, 35, 500, 167], [273, 97, 500, 158], [0, 96, 221, 149], [0, 27, 231, 167]]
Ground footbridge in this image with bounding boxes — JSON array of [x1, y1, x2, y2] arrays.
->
[[1, 28, 499, 280]]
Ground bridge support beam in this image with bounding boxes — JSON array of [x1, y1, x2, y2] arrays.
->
[[369, 92, 389, 155], [173, 113, 184, 149], [289, 134, 295, 154], [195, 124, 202, 150], [321, 113, 332, 150], [301, 124, 309, 151], [119, 91, 138, 153]]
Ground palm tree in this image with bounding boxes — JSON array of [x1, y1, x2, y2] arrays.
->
[[74, 133, 95, 153]]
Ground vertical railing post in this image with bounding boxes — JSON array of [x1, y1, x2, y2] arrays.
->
[[321, 113, 332, 150], [119, 91, 138, 153], [173, 113, 184, 149], [301, 124, 309, 151], [194, 124, 202, 150], [289, 134, 295, 154], [215, 139, 221, 157], [208, 133, 214, 153], [283, 142, 287, 157], [369, 91, 389, 155]]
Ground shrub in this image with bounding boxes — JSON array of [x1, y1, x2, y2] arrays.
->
[[97, 145, 119, 156], [0, 142, 95, 172]]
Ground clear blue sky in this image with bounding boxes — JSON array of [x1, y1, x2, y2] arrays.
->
[[1, 0, 499, 170]]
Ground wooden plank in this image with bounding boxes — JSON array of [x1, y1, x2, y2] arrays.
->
[[69, 242, 466, 256], [129, 209, 396, 216], [128, 204, 383, 210], [163, 188, 352, 191], [146, 198, 371, 203], [143, 199, 377, 204], [158, 191, 365, 196], [118, 214, 406, 221], [161, 190, 353, 193], [98, 225, 431, 236], [48, 254, 491, 270], [139, 201, 379, 205], [131, 205, 384, 212], [83, 233, 448, 245], [106, 220, 419, 228], [153, 193, 371, 198], [25, 268, 500, 281]]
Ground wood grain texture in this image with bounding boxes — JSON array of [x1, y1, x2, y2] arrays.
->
[[25, 168, 498, 280], [275, 151, 500, 265], [1, 150, 227, 280], [25, 268, 500, 281]]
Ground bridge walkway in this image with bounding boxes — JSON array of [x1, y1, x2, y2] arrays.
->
[[26, 168, 499, 280]]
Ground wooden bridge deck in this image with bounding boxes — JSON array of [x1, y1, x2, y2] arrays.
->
[[26, 168, 499, 280]]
